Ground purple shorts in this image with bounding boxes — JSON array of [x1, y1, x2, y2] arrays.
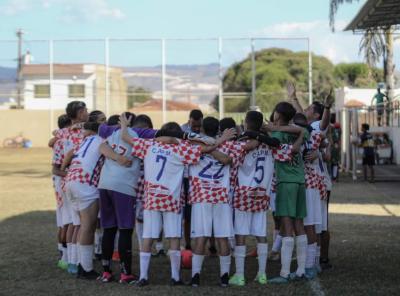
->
[[99, 189, 136, 229]]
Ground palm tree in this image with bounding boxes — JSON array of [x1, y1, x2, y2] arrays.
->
[[329, 0, 395, 102]]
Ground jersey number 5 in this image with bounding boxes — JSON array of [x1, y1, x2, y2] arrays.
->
[[254, 156, 265, 184]]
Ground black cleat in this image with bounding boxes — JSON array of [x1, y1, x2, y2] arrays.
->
[[77, 265, 99, 280], [152, 249, 166, 257], [135, 278, 149, 287], [170, 279, 184, 286], [191, 273, 200, 287], [220, 273, 229, 287]]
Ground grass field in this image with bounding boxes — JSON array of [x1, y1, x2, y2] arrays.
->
[[1, 148, 399, 296]]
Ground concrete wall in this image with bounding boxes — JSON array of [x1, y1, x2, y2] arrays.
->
[[0, 110, 190, 147]]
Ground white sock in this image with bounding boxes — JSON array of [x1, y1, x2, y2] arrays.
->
[[61, 246, 68, 262], [315, 245, 321, 267], [192, 254, 204, 277], [169, 250, 181, 281], [71, 244, 78, 265], [136, 223, 144, 251], [257, 243, 268, 275], [67, 243, 72, 264], [94, 229, 103, 254], [155, 241, 164, 252], [280, 237, 294, 278], [306, 243, 317, 269], [139, 252, 151, 280], [273, 230, 278, 242], [79, 244, 94, 272], [295, 235, 308, 276], [219, 255, 231, 276], [234, 245, 246, 276], [76, 243, 81, 264], [272, 234, 283, 253], [58, 243, 63, 252]]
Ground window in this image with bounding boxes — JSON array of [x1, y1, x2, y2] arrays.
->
[[34, 84, 50, 98], [68, 84, 85, 98]]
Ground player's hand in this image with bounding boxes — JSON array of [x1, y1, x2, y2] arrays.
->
[[220, 128, 237, 143], [304, 150, 319, 162], [286, 81, 297, 100], [116, 155, 132, 167], [119, 113, 131, 130], [324, 88, 334, 108], [186, 133, 216, 145], [71, 122, 83, 130]]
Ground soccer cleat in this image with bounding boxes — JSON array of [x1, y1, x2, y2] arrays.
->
[[288, 272, 306, 281], [269, 276, 289, 284], [190, 273, 200, 287], [315, 264, 322, 274], [304, 267, 317, 280], [229, 274, 245, 286], [254, 273, 267, 285], [97, 271, 113, 283], [119, 273, 138, 284], [170, 279, 184, 286], [135, 278, 149, 287], [77, 265, 99, 280], [152, 249, 166, 257], [57, 260, 68, 270], [112, 251, 120, 261], [268, 251, 280, 261], [67, 263, 78, 274], [220, 273, 229, 287], [246, 248, 258, 257], [320, 259, 333, 271]]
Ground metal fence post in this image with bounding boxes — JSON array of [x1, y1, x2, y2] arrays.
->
[[308, 38, 313, 105], [218, 37, 224, 119], [251, 38, 256, 108], [49, 40, 54, 136], [104, 37, 110, 116], [161, 38, 167, 124]]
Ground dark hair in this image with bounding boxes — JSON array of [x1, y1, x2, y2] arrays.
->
[[83, 121, 100, 133], [362, 123, 370, 131], [88, 110, 105, 123], [330, 113, 336, 124], [202, 117, 220, 137], [293, 113, 308, 127], [312, 101, 324, 121], [57, 114, 72, 129], [220, 117, 236, 132], [66, 101, 86, 120], [189, 109, 203, 121], [274, 102, 296, 123], [107, 114, 120, 126], [123, 112, 136, 127], [134, 114, 153, 129], [161, 122, 182, 133], [245, 110, 263, 131]]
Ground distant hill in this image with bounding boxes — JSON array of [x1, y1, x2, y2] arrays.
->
[[0, 66, 16, 81]]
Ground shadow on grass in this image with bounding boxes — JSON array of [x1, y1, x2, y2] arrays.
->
[[0, 210, 399, 296]]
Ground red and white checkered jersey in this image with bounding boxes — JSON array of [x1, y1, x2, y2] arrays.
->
[[65, 135, 104, 187], [188, 144, 231, 204], [234, 143, 294, 212], [304, 130, 323, 190], [56, 127, 85, 154], [130, 138, 201, 213], [52, 139, 65, 166]]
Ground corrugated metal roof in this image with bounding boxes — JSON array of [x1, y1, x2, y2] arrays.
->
[[345, 0, 400, 31]]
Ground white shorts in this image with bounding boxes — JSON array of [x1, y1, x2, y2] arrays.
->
[[234, 209, 267, 237], [142, 210, 182, 238], [304, 188, 322, 226], [61, 192, 75, 225], [65, 181, 99, 211], [136, 200, 144, 221], [56, 206, 63, 227], [316, 199, 328, 233], [190, 203, 233, 238]]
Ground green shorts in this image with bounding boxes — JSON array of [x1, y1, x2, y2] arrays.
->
[[275, 182, 307, 219]]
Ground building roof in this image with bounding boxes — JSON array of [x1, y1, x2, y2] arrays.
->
[[345, 0, 400, 31], [21, 64, 85, 76]]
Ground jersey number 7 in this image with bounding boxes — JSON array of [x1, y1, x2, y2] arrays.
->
[[156, 155, 167, 181]]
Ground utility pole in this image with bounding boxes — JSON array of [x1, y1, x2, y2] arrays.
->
[[16, 28, 24, 109]]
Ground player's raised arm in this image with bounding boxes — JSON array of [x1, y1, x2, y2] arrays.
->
[[287, 81, 303, 113], [210, 150, 232, 165], [291, 128, 306, 153], [320, 88, 334, 131], [120, 113, 135, 145], [241, 130, 281, 147], [215, 128, 236, 146]]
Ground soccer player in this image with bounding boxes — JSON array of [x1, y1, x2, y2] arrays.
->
[[52, 114, 72, 270], [119, 114, 220, 286], [189, 117, 236, 287], [63, 121, 104, 279], [358, 123, 375, 182], [268, 102, 308, 284]]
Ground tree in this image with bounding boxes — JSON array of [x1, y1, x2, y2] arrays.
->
[[127, 86, 152, 108], [329, 0, 395, 101]]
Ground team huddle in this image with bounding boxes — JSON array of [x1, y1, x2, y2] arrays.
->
[[50, 82, 335, 287]]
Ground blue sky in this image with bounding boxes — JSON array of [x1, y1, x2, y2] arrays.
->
[[0, 0, 397, 67]]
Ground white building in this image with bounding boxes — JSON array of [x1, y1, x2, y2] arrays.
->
[[21, 64, 127, 114]]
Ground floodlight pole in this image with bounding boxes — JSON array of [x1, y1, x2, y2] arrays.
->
[[218, 37, 224, 119], [251, 38, 256, 108], [105, 37, 110, 116], [308, 37, 313, 105], [162, 38, 167, 123], [49, 40, 54, 136]]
